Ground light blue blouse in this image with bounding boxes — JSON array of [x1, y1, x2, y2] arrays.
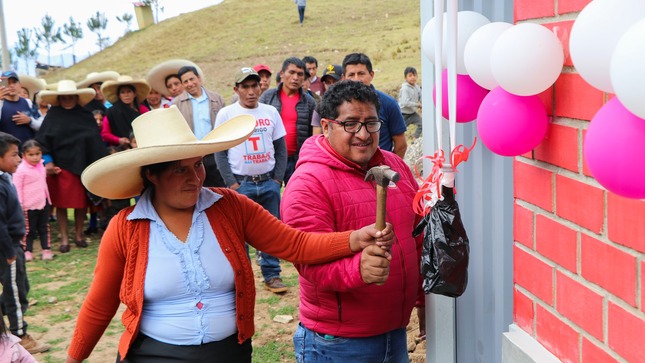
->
[[127, 188, 237, 345]]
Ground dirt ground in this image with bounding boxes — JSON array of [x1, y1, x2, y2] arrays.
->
[[28, 252, 426, 362]]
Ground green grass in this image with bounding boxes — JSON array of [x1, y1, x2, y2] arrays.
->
[[252, 341, 294, 363], [46, 0, 421, 101]]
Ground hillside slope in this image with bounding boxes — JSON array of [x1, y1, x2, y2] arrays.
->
[[47, 0, 421, 100]]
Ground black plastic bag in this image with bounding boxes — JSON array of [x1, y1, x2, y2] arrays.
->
[[413, 185, 469, 297]]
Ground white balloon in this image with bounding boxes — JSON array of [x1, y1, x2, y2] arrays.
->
[[611, 18, 645, 119], [569, 0, 645, 93], [490, 23, 563, 96], [421, 11, 490, 74], [463, 22, 513, 90]]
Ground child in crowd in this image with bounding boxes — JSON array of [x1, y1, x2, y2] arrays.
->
[[0, 132, 49, 354], [92, 109, 104, 128], [86, 109, 108, 236], [398, 66, 423, 139], [13, 140, 52, 261], [0, 317, 37, 363]]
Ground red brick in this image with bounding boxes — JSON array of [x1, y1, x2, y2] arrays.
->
[[536, 215, 578, 273], [515, 0, 555, 21], [555, 73, 605, 121], [607, 193, 645, 253], [641, 261, 645, 314], [608, 302, 645, 362], [559, 0, 593, 15], [515, 245, 554, 304], [514, 160, 554, 212], [544, 21, 574, 67], [581, 129, 593, 177], [514, 287, 535, 335], [535, 305, 580, 363], [514, 204, 533, 248], [555, 272, 603, 339], [537, 86, 554, 116], [534, 124, 579, 172], [555, 175, 604, 232], [582, 338, 619, 363], [581, 234, 637, 306]]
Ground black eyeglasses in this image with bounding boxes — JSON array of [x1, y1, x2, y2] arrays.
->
[[327, 119, 383, 133]]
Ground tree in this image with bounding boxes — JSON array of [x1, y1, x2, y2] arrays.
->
[[116, 13, 134, 34], [14, 28, 37, 75], [34, 14, 64, 66], [63, 17, 83, 65], [142, 0, 164, 24], [87, 11, 110, 51]]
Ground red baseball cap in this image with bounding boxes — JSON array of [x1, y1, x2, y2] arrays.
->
[[253, 64, 272, 75]]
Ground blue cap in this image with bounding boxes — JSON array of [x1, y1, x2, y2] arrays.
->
[[1, 71, 18, 81]]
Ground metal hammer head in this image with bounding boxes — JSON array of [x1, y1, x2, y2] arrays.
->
[[365, 165, 400, 187]]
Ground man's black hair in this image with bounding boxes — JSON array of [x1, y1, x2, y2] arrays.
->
[[318, 80, 380, 120], [281, 57, 306, 73], [342, 53, 373, 74], [0, 132, 20, 157], [302, 56, 318, 67], [404, 66, 417, 77], [178, 66, 199, 79]]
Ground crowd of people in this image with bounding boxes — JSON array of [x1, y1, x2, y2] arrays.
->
[[0, 52, 425, 362]]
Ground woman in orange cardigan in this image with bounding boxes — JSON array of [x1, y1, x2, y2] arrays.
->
[[66, 106, 393, 363]]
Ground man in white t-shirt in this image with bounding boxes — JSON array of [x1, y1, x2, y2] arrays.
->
[[214, 67, 289, 294]]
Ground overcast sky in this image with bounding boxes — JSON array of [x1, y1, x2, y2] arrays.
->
[[3, 0, 222, 71]]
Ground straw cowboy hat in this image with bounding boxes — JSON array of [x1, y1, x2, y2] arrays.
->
[[38, 80, 96, 107], [76, 71, 120, 89], [81, 105, 255, 199], [145, 59, 205, 98], [101, 75, 151, 104], [17, 74, 46, 98]]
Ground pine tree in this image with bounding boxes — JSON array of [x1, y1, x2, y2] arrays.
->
[[116, 13, 134, 34], [87, 11, 110, 51], [14, 28, 37, 74], [63, 17, 83, 65], [34, 14, 64, 66]]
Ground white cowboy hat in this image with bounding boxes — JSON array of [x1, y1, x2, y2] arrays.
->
[[38, 80, 97, 107], [81, 105, 255, 199], [76, 71, 120, 89], [101, 75, 151, 104], [145, 59, 205, 98], [17, 74, 46, 98]]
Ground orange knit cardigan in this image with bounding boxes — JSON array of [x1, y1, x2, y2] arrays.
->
[[67, 188, 353, 361]]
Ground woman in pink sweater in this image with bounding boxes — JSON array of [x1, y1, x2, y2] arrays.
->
[[13, 140, 52, 261]]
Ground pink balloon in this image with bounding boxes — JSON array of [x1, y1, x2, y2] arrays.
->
[[476, 87, 548, 156], [584, 98, 645, 199], [433, 69, 489, 123]]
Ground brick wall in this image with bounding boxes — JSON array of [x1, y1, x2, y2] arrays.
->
[[512, 1, 645, 362]]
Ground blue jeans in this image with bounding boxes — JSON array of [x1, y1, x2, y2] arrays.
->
[[298, 6, 306, 24], [284, 155, 297, 186], [293, 323, 410, 363], [236, 178, 282, 282]]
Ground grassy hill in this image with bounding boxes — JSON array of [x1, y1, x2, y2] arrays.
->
[[46, 0, 422, 100]]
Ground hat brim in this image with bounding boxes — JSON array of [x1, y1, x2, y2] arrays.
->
[[146, 60, 204, 98], [18, 75, 45, 98], [76, 71, 120, 89], [101, 79, 151, 104], [38, 89, 97, 107], [81, 114, 255, 199]]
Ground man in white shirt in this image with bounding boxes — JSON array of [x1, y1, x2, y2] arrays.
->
[[214, 68, 289, 294]]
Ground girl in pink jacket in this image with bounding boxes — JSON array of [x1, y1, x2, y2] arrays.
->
[[13, 140, 52, 261], [0, 312, 37, 362]]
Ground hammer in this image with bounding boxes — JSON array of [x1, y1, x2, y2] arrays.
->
[[365, 165, 400, 230]]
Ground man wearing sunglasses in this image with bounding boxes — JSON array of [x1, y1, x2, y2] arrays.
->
[[282, 80, 423, 363]]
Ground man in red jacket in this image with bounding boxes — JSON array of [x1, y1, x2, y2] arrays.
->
[[281, 80, 424, 363]]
